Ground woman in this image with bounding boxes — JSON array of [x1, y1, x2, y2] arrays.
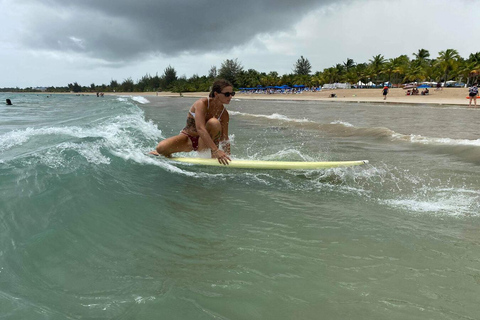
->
[[382, 86, 389, 100], [468, 83, 478, 108], [151, 79, 233, 165]]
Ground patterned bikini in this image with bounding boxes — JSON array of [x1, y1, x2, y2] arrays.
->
[[181, 97, 225, 151]]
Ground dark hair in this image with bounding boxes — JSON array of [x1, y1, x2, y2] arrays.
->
[[6, 99, 12, 105], [209, 79, 233, 98]]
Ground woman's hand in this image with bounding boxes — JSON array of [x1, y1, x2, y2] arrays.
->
[[212, 149, 231, 165]]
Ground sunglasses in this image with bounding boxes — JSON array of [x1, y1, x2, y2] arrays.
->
[[219, 91, 235, 97]]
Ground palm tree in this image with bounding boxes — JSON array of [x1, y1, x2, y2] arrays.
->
[[404, 65, 427, 83], [413, 49, 430, 63], [354, 63, 369, 85], [311, 72, 323, 87], [436, 49, 460, 83], [322, 67, 337, 84], [385, 56, 407, 85], [294, 74, 311, 86], [383, 59, 397, 84], [334, 64, 345, 82], [466, 53, 480, 84], [343, 58, 356, 72], [456, 57, 480, 85], [369, 54, 386, 84], [345, 71, 359, 85]]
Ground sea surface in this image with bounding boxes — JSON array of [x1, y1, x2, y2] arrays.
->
[[1, 92, 479, 320]]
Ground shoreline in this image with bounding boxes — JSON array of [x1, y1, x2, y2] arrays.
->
[[24, 88, 479, 107], [110, 88, 478, 107]]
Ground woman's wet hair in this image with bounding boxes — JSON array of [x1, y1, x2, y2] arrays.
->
[[209, 79, 233, 98]]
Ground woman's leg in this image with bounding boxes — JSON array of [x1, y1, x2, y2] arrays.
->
[[197, 118, 222, 151], [151, 134, 192, 157]]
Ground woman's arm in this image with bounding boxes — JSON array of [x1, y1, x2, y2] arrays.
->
[[220, 112, 230, 155], [192, 99, 217, 150], [194, 99, 230, 164]]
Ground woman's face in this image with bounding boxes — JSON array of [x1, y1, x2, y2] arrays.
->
[[216, 86, 234, 104]]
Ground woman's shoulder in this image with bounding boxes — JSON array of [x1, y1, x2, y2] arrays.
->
[[193, 98, 208, 109], [222, 108, 230, 120]]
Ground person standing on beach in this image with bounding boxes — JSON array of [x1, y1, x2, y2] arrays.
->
[[468, 83, 478, 108], [382, 86, 389, 100], [150, 79, 232, 165]]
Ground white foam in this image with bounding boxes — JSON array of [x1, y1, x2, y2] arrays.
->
[[38, 141, 112, 168], [229, 111, 310, 123], [331, 120, 354, 127], [261, 148, 314, 161], [130, 96, 150, 104], [408, 135, 480, 147], [382, 195, 478, 217], [0, 126, 94, 152], [116, 95, 150, 104]]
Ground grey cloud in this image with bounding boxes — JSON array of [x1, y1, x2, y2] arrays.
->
[[17, 0, 340, 63]]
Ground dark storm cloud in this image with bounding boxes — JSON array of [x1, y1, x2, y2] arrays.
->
[[17, 0, 339, 62]]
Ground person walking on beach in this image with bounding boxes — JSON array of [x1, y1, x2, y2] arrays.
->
[[468, 83, 478, 108], [382, 85, 389, 100], [150, 79, 232, 165]]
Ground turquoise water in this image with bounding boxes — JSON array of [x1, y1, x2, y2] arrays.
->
[[1, 93, 480, 319]]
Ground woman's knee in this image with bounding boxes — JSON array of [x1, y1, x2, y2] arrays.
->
[[206, 118, 221, 130], [155, 140, 168, 155], [155, 136, 177, 155], [206, 118, 222, 135]]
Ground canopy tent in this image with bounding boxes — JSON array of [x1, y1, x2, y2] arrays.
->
[[323, 83, 351, 89], [417, 84, 431, 88], [403, 83, 417, 89]]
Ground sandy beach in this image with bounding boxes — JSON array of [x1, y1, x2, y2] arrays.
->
[[102, 87, 478, 107]]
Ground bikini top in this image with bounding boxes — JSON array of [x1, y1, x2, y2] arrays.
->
[[189, 97, 225, 120]]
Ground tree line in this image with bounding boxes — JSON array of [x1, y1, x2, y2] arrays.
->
[[2, 48, 480, 93]]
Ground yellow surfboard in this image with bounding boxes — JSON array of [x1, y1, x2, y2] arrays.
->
[[170, 157, 369, 170]]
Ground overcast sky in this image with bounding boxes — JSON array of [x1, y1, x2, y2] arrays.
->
[[0, 0, 478, 88]]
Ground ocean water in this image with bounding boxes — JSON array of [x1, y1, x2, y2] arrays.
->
[[1, 92, 479, 319]]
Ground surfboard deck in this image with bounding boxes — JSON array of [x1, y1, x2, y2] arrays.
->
[[170, 157, 369, 170]]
